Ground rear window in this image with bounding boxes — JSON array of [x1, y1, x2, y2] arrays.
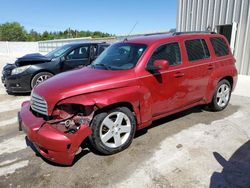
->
[[210, 37, 229, 56], [185, 39, 210, 61]]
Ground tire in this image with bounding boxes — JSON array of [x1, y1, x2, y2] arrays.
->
[[31, 72, 53, 88], [209, 79, 232, 111], [88, 107, 136, 155]]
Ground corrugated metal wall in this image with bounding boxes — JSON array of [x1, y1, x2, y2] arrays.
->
[[177, 0, 250, 75]]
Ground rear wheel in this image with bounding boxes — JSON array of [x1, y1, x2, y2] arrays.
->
[[88, 107, 136, 155], [209, 79, 231, 111], [31, 72, 53, 88]]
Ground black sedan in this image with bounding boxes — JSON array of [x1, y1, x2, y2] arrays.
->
[[1, 42, 109, 94]]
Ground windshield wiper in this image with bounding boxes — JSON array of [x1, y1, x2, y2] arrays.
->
[[93, 63, 112, 70]]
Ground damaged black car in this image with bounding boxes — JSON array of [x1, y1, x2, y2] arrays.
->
[[1, 42, 109, 94]]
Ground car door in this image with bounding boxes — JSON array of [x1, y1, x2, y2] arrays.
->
[[181, 37, 212, 106], [62, 45, 90, 71], [139, 41, 186, 117]]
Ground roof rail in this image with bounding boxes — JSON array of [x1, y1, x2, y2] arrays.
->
[[144, 32, 170, 36], [172, 31, 216, 36]]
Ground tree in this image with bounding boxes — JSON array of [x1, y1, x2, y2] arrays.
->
[[0, 22, 27, 41], [0, 21, 113, 41], [27, 29, 41, 41], [41, 31, 54, 40]]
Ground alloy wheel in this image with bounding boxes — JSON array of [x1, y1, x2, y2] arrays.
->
[[216, 83, 230, 108], [100, 112, 132, 148], [35, 74, 52, 85]]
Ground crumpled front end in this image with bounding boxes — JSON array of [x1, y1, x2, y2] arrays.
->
[[19, 101, 92, 165]]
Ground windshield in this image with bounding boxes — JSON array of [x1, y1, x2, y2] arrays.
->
[[46, 45, 71, 59], [92, 43, 147, 70]]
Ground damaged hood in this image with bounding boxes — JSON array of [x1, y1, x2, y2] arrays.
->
[[2, 63, 17, 75], [15, 53, 52, 66], [3, 63, 17, 70], [33, 67, 136, 114]]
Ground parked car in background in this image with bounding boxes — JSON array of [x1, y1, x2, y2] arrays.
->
[[1, 42, 109, 94], [19, 32, 237, 165]]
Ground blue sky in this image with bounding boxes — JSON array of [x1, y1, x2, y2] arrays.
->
[[0, 0, 177, 35]]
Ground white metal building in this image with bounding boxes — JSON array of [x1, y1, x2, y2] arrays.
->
[[177, 0, 250, 75]]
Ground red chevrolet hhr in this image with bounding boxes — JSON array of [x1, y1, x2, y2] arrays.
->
[[19, 32, 237, 165]]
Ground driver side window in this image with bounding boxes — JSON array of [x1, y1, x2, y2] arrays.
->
[[66, 46, 89, 60], [148, 42, 182, 67]]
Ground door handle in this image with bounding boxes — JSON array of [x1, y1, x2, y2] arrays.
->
[[208, 64, 214, 70], [174, 71, 185, 78]]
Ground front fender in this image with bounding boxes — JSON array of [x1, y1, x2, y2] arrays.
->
[[57, 86, 142, 126], [57, 94, 96, 106]]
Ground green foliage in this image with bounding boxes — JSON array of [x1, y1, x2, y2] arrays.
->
[[0, 22, 114, 41], [0, 22, 28, 41]]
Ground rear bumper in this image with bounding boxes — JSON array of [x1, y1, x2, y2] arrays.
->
[[19, 101, 92, 165]]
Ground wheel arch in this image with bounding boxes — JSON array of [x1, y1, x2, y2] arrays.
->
[[31, 69, 55, 78], [218, 76, 233, 88], [205, 75, 234, 104], [96, 101, 135, 114]]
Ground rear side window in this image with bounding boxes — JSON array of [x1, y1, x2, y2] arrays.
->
[[210, 37, 229, 56], [185, 39, 210, 61], [148, 42, 182, 66]]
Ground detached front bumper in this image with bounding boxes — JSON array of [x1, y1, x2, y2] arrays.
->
[[3, 73, 32, 93], [19, 101, 92, 165]]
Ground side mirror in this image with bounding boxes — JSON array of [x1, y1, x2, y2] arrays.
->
[[147, 59, 169, 71]]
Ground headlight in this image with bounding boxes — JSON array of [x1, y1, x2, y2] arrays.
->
[[11, 65, 31, 75]]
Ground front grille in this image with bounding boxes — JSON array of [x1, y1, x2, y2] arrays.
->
[[30, 92, 48, 116]]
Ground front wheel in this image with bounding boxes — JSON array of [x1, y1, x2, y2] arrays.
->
[[31, 72, 53, 88], [208, 79, 232, 111], [88, 107, 136, 155]]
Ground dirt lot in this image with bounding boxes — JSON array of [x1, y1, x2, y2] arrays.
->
[[0, 55, 250, 188]]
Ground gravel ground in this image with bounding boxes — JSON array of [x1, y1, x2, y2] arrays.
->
[[0, 55, 250, 188]]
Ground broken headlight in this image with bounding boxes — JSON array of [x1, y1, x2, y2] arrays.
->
[[48, 104, 95, 134]]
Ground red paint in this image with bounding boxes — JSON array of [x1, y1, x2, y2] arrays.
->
[[20, 102, 92, 165], [20, 33, 237, 165]]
